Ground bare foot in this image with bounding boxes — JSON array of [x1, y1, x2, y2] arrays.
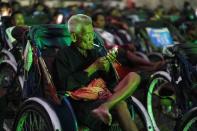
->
[[92, 105, 112, 126]]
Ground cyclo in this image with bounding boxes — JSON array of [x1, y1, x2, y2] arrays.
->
[[0, 24, 154, 131]]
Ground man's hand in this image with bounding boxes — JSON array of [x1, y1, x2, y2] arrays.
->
[[106, 48, 117, 63], [84, 57, 109, 77], [94, 49, 117, 72], [85, 48, 118, 75], [97, 56, 111, 72]]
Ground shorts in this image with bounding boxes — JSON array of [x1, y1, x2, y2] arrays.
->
[[67, 78, 112, 101]]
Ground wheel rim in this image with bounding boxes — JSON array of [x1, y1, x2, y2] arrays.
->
[[16, 110, 49, 131], [130, 105, 147, 131], [0, 54, 9, 63], [147, 78, 160, 131], [127, 98, 149, 131], [147, 77, 177, 131]]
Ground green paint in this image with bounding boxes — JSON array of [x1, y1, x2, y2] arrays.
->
[[147, 78, 158, 130], [193, 40, 197, 44], [24, 43, 33, 71], [183, 117, 197, 131], [16, 113, 28, 131]]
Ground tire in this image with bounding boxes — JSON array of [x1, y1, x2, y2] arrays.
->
[[0, 64, 16, 88], [0, 63, 22, 105], [108, 96, 154, 131], [147, 53, 164, 62], [0, 54, 9, 63], [0, 49, 17, 65], [0, 63, 22, 131], [147, 72, 178, 131], [135, 51, 150, 62], [13, 98, 61, 131], [177, 107, 197, 131]]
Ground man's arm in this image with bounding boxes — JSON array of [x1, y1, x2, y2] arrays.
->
[[54, 49, 94, 91], [84, 63, 98, 77]]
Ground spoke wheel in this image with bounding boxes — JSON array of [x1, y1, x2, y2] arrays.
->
[[147, 75, 177, 131], [13, 101, 55, 131], [177, 107, 197, 131]]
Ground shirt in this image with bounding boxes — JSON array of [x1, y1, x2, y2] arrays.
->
[[53, 44, 117, 92]]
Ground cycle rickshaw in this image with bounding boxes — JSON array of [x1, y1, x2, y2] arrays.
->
[[0, 24, 154, 131]]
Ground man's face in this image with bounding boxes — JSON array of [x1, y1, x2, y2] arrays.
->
[[0, 7, 11, 16], [95, 15, 105, 29], [76, 24, 94, 50], [13, 14, 25, 26]]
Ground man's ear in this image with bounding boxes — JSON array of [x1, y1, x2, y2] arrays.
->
[[71, 33, 77, 42]]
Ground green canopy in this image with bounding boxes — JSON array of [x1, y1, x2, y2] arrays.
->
[[29, 24, 71, 49]]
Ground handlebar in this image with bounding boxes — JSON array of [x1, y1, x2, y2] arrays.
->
[[162, 42, 183, 59], [162, 45, 175, 58]]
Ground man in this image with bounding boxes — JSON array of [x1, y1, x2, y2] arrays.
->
[[0, 2, 12, 17], [182, 1, 196, 21], [0, 2, 12, 47], [54, 14, 140, 131], [92, 12, 164, 74], [11, 11, 25, 26]]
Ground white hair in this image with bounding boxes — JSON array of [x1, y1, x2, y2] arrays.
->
[[67, 14, 92, 34]]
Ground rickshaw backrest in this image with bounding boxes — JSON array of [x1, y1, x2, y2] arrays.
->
[[28, 24, 72, 50], [134, 20, 185, 43], [28, 24, 72, 74]]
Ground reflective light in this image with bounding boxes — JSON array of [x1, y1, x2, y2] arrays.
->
[[195, 8, 197, 17], [56, 14, 64, 24]]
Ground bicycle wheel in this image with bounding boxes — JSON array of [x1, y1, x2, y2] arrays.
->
[[177, 107, 197, 131], [108, 96, 154, 131], [0, 49, 18, 65], [147, 72, 178, 131], [0, 64, 16, 87], [0, 63, 22, 107], [0, 63, 23, 130], [13, 98, 61, 131], [0, 54, 9, 63]]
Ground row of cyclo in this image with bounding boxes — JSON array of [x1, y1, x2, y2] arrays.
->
[[0, 24, 197, 131]]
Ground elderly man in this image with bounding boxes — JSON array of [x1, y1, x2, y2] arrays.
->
[[53, 14, 140, 131]]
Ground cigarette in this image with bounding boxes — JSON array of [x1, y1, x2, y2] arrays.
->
[[93, 43, 100, 47]]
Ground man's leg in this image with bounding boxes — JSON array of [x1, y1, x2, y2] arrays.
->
[[92, 72, 140, 125], [115, 101, 138, 131], [127, 51, 153, 66], [71, 99, 105, 131], [127, 51, 164, 71]]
